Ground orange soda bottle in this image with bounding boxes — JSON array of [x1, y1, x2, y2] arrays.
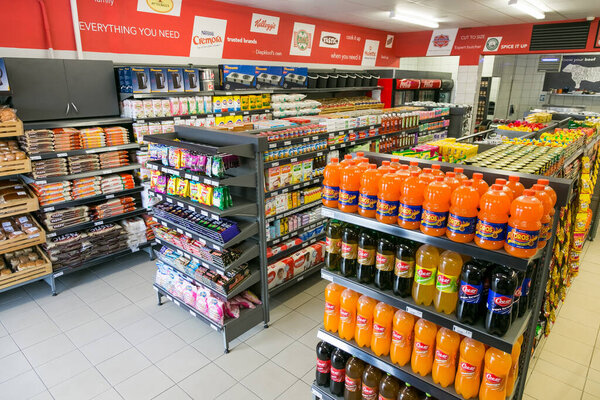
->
[[455, 338, 486, 399], [420, 177, 451, 236], [376, 173, 401, 224], [371, 302, 394, 356], [390, 310, 415, 366], [431, 164, 444, 177], [446, 180, 479, 243], [338, 160, 361, 213], [324, 283, 345, 332], [419, 168, 435, 184], [378, 161, 394, 175], [358, 164, 381, 218], [355, 295, 377, 347], [340, 154, 353, 166], [409, 161, 421, 174], [506, 176, 524, 198], [454, 167, 468, 182], [389, 156, 401, 171], [338, 288, 360, 341], [411, 319, 437, 376], [494, 178, 513, 202], [444, 172, 460, 192], [432, 328, 460, 387], [475, 184, 511, 250], [505, 189, 544, 258], [472, 173, 489, 196], [412, 244, 440, 306], [355, 151, 368, 165], [537, 178, 557, 216], [434, 250, 463, 314], [532, 183, 552, 248], [396, 165, 411, 186], [506, 336, 523, 397], [399, 171, 426, 230], [322, 157, 341, 208], [479, 348, 512, 400]]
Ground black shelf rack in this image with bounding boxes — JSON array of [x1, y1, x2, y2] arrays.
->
[[131, 108, 272, 123], [25, 164, 141, 185], [40, 187, 144, 213], [146, 160, 257, 188], [269, 262, 324, 296], [267, 219, 327, 247], [46, 207, 147, 238], [268, 232, 325, 263], [265, 200, 322, 224], [23, 117, 134, 130], [29, 143, 141, 161]]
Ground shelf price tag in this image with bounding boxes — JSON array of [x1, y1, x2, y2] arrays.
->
[[453, 325, 472, 338], [94, 221, 104, 226], [54, 271, 64, 278], [190, 310, 197, 317], [43, 207, 55, 212], [200, 210, 209, 217], [174, 299, 180, 306], [105, 194, 114, 199], [321, 209, 334, 218], [405, 306, 423, 318], [30, 155, 41, 160], [56, 153, 68, 157]]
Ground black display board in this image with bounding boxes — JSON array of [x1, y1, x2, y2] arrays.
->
[[543, 54, 600, 92]]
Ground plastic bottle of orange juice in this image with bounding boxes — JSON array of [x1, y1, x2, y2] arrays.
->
[[355, 295, 377, 348], [340, 154, 353, 166], [358, 164, 381, 218], [421, 176, 451, 237], [399, 171, 426, 230], [378, 161, 394, 175], [537, 178, 557, 216], [419, 168, 435, 184], [506, 176, 524, 198], [431, 164, 444, 177], [447, 180, 479, 243], [413, 244, 440, 306], [455, 338, 486, 399], [505, 189, 544, 258], [432, 328, 460, 387], [338, 160, 361, 213], [408, 161, 421, 174], [453, 167, 468, 183], [324, 283, 345, 332], [494, 178, 514, 202], [479, 347, 512, 400], [411, 319, 437, 376], [434, 250, 463, 314], [532, 184, 552, 248], [475, 184, 511, 250], [322, 157, 341, 208], [390, 310, 415, 366], [371, 302, 394, 357], [338, 288, 359, 341], [389, 156, 402, 171], [376, 173, 401, 224], [506, 335, 523, 397], [444, 172, 461, 192], [472, 172, 489, 197], [355, 151, 369, 165], [396, 165, 411, 187]]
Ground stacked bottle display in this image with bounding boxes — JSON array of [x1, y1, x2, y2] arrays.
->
[[322, 155, 557, 259], [322, 283, 524, 400], [326, 222, 535, 337]]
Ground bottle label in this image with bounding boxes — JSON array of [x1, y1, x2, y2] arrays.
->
[[487, 290, 513, 314], [345, 376, 360, 392], [339, 189, 359, 207], [358, 248, 375, 265], [436, 272, 459, 293], [340, 308, 352, 322], [506, 226, 539, 249], [322, 185, 339, 201], [522, 278, 531, 297], [341, 242, 357, 259], [392, 330, 412, 345], [325, 302, 338, 315], [316, 359, 331, 374], [541, 221, 550, 240], [326, 237, 341, 254], [376, 252, 394, 272], [447, 213, 476, 235], [484, 372, 504, 389], [414, 341, 430, 355], [373, 323, 386, 337], [459, 361, 477, 377], [414, 265, 436, 285], [379, 395, 394, 400], [376, 199, 399, 217], [421, 209, 448, 228], [362, 385, 377, 400], [398, 203, 422, 222], [330, 366, 345, 383], [459, 280, 483, 303], [356, 314, 369, 328], [475, 220, 506, 241], [435, 349, 450, 364], [358, 194, 377, 211], [395, 259, 414, 278]]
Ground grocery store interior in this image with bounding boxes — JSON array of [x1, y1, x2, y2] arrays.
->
[[1, 1, 600, 400]]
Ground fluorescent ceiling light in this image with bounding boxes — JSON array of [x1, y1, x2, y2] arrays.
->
[[389, 10, 440, 29], [508, 0, 545, 19]]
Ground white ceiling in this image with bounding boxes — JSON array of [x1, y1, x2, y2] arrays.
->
[[217, 0, 597, 32]]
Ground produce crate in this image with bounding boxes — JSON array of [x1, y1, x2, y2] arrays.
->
[[0, 246, 52, 291], [0, 158, 31, 177], [0, 184, 39, 218], [0, 218, 46, 255], [0, 119, 24, 138]]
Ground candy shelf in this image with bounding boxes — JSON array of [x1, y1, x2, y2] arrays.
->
[[29, 143, 141, 160], [145, 130, 257, 158], [146, 160, 257, 188], [269, 262, 324, 296]]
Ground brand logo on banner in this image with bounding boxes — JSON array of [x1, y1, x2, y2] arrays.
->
[[137, 0, 182, 16], [361, 39, 379, 67], [385, 34, 394, 48], [189, 16, 227, 58], [290, 22, 315, 56], [319, 31, 341, 48], [426, 28, 458, 56], [250, 13, 280, 35], [484, 37, 503, 52]]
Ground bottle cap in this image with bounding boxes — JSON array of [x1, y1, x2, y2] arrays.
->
[[368, 164, 376, 169], [405, 383, 412, 387], [446, 171, 456, 177], [454, 167, 464, 173], [400, 165, 409, 170], [382, 161, 390, 166], [496, 178, 507, 185], [533, 184, 545, 191], [410, 171, 419, 177], [410, 161, 419, 166], [432, 164, 441, 170], [330, 157, 339, 163], [538, 178, 550, 185], [357, 151, 364, 157], [462, 180, 473, 186], [435, 176, 445, 181], [491, 184, 503, 190], [344, 154, 352, 160], [523, 189, 536, 196], [423, 168, 432, 173], [508, 175, 520, 182], [473, 172, 483, 180], [391, 156, 399, 162]]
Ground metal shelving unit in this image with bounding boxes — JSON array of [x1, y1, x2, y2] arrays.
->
[[269, 262, 324, 296], [29, 143, 141, 160], [23, 117, 133, 130], [25, 164, 141, 185], [265, 200, 322, 224], [40, 187, 144, 212], [265, 177, 323, 198], [146, 160, 257, 187], [268, 233, 325, 262], [45, 208, 147, 238], [267, 219, 326, 247], [130, 108, 272, 123]]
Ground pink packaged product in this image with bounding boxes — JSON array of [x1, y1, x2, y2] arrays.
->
[[241, 290, 262, 305], [182, 283, 197, 307], [143, 100, 154, 118], [207, 296, 225, 325], [230, 295, 255, 309], [179, 97, 189, 115], [169, 97, 180, 116], [224, 302, 240, 318], [195, 287, 210, 314]]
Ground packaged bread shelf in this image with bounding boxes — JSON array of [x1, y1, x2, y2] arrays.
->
[[29, 143, 141, 160], [24, 164, 141, 185], [0, 217, 45, 255], [40, 187, 144, 212], [0, 119, 24, 138], [22, 117, 134, 131], [146, 160, 257, 187], [0, 246, 52, 292], [0, 182, 39, 218], [45, 207, 147, 238], [0, 157, 31, 177]]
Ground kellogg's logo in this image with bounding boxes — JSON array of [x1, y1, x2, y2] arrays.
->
[[250, 13, 280, 35], [433, 34, 450, 48]]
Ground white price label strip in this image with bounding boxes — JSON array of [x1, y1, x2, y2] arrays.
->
[[453, 325, 472, 338], [405, 306, 422, 318]]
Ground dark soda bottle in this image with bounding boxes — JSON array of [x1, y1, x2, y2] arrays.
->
[[344, 357, 364, 400], [316, 341, 332, 386], [330, 347, 349, 396], [393, 240, 416, 297], [325, 220, 343, 271], [456, 260, 486, 325], [375, 235, 395, 290], [485, 266, 518, 336], [397, 383, 420, 400], [340, 225, 358, 277], [361, 365, 382, 400], [479, 261, 492, 316], [511, 270, 524, 323], [520, 261, 535, 316], [378, 374, 400, 400], [357, 230, 376, 284]]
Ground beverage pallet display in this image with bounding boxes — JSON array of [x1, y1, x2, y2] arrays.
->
[[317, 153, 572, 400]]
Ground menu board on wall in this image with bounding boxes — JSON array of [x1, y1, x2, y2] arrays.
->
[[543, 54, 600, 92]]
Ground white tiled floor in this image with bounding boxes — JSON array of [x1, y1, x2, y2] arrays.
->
[[1, 238, 600, 400]]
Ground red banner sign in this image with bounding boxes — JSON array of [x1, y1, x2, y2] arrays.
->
[[396, 79, 421, 89], [420, 79, 441, 89]]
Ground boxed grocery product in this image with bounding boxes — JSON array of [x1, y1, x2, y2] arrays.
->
[[219, 65, 256, 90], [255, 66, 284, 89], [117, 67, 133, 93], [303, 160, 313, 181], [291, 162, 303, 185], [280, 164, 291, 187], [282, 67, 308, 88], [131, 67, 150, 93], [167, 68, 184, 92], [213, 96, 223, 113], [149, 67, 168, 93], [183, 68, 200, 92]]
